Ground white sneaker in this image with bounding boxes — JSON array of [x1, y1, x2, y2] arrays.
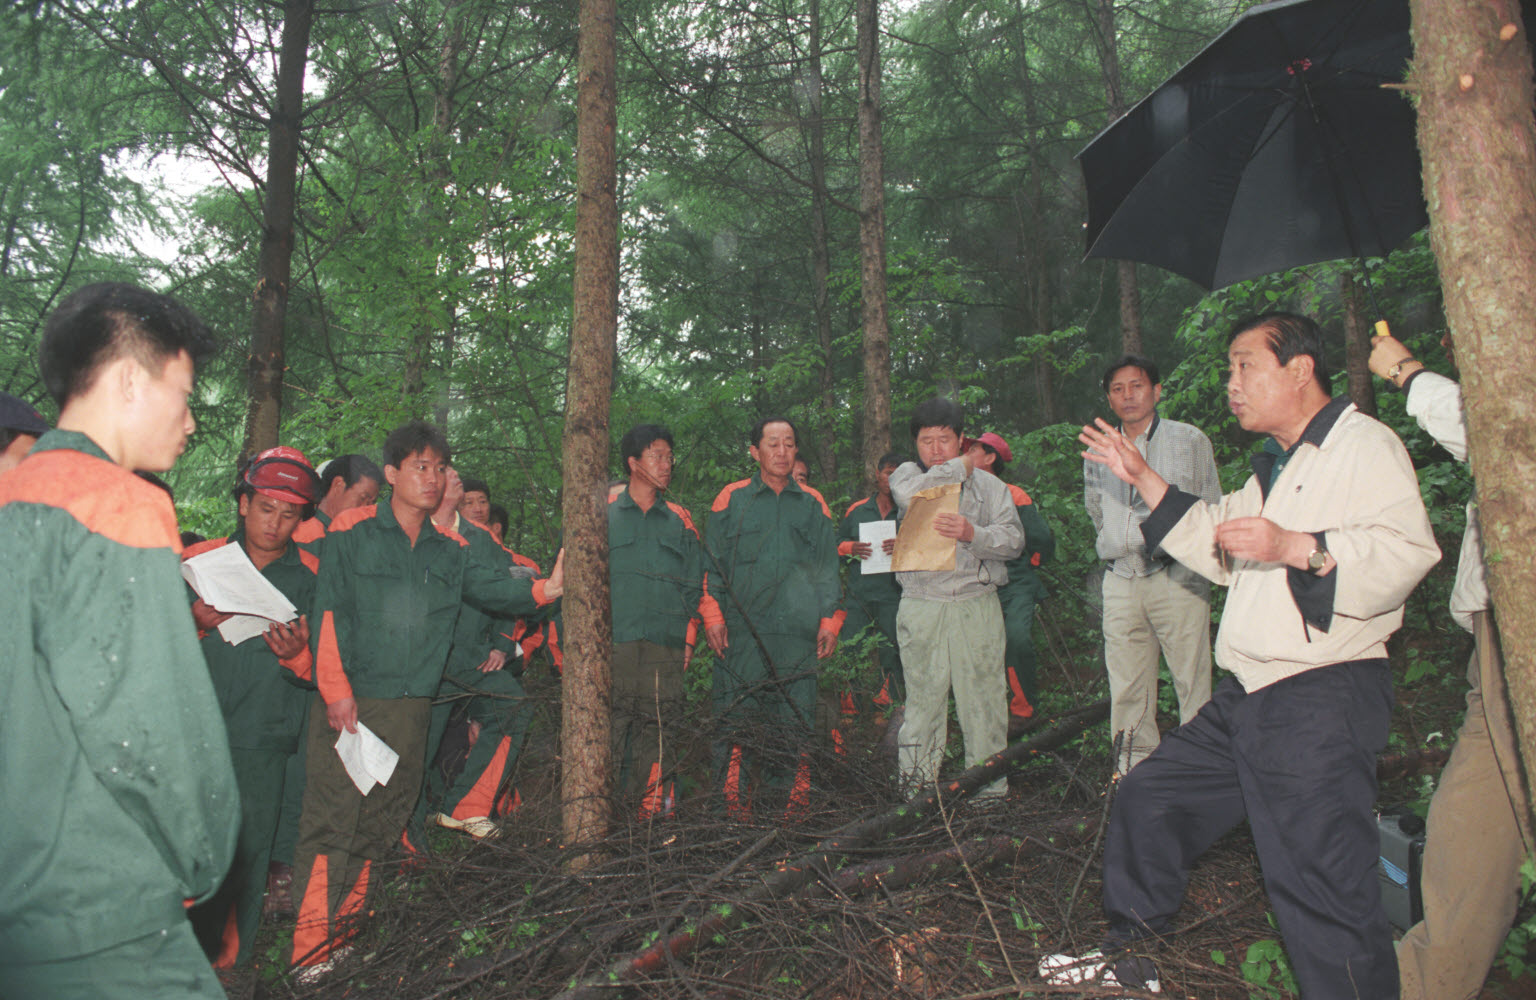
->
[[292, 944, 353, 986], [430, 812, 501, 840], [1039, 950, 1160, 993]]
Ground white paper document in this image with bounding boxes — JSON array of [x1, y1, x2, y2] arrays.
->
[[334, 722, 400, 796], [858, 519, 897, 575], [180, 542, 299, 646]]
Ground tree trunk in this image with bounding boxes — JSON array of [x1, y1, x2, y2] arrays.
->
[[807, 0, 837, 483], [1341, 272, 1377, 417], [1411, 0, 1536, 827], [856, 0, 892, 494], [561, 0, 618, 867], [1088, 0, 1142, 353], [242, 0, 314, 459]]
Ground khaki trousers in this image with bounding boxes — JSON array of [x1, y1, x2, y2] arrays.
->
[[1101, 568, 1212, 772], [896, 592, 1007, 800], [1398, 611, 1534, 1000]]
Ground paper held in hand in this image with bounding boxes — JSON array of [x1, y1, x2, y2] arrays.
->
[[858, 519, 897, 574], [892, 482, 960, 572], [335, 723, 399, 796], [180, 542, 299, 645]]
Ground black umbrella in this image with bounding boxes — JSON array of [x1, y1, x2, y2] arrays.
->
[[1077, 0, 1424, 293]]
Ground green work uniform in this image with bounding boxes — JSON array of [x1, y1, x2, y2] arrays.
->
[[608, 489, 711, 806], [0, 430, 238, 999], [837, 493, 904, 702], [705, 474, 839, 803], [186, 530, 317, 967], [996, 483, 1055, 703], [410, 519, 537, 840], [292, 501, 553, 968]]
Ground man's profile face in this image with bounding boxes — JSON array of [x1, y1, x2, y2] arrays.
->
[[1106, 365, 1161, 428], [460, 489, 491, 524], [335, 475, 380, 513], [1227, 327, 1295, 435], [964, 442, 993, 473], [127, 350, 197, 473], [629, 438, 674, 491], [240, 492, 304, 556], [750, 421, 797, 481], [385, 447, 447, 514], [914, 426, 961, 468]]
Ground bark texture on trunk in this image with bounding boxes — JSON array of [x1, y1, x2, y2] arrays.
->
[[1341, 272, 1377, 417], [856, 0, 892, 494], [1411, 0, 1536, 827], [561, 0, 618, 866], [242, 0, 314, 459]]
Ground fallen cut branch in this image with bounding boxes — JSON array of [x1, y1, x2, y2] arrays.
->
[[548, 699, 1110, 1000]]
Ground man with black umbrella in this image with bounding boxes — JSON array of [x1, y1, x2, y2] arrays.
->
[[1048, 312, 1439, 999]]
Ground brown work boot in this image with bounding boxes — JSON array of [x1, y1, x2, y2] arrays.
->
[[263, 861, 294, 918]]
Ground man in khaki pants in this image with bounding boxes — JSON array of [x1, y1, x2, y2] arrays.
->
[[1084, 354, 1221, 772], [1371, 330, 1534, 1000]]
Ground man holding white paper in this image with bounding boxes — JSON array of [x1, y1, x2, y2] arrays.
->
[[837, 451, 907, 706], [289, 421, 563, 979], [183, 446, 322, 969]]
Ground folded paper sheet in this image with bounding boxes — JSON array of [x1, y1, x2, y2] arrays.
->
[[335, 722, 399, 796]]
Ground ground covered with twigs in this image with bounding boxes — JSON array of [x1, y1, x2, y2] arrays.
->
[[214, 650, 1533, 1000], [207, 572, 1536, 1000]]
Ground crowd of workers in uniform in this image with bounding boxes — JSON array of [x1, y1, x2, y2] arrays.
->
[[0, 282, 1526, 1000]]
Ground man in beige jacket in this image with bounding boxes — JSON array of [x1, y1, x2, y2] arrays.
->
[[1044, 312, 1440, 1000]]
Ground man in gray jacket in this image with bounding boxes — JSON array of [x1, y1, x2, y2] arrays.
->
[[889, 398, 1024, 802]]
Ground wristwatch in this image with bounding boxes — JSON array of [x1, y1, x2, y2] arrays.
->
[[1385, 356, 1416, 381], [1306, 537, 1329, 573]]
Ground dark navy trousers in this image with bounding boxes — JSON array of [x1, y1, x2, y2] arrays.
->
[[1102, 660, 1398, 1000]]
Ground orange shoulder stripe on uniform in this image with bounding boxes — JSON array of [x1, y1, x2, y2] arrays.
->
[[298, 547, 320, 574], [509, 550, 540, 573], [665, 500, 701, 538], [0, 449, 181, 551], [430, 520, 471, 548], [1007, 483, 1034, 506], [327, 504, 379, 534], [843, 495, 871, 519], [801, 484, 833, 519], [292, 517, 326, 545], [182, 537, 230, 560], [711, 479, 752, 513]]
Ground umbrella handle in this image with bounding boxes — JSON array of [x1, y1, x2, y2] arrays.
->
[[1373, 319, 1392, 340]]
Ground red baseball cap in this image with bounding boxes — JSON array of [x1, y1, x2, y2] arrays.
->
[[962, 431, 1012, 463], [244, 446, 321, 506]]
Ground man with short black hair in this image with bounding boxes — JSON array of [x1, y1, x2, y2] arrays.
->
[[0, 283, 237, 999], [0, 391, 48, 475], [290, 420, 564, 976], [609, 424, 717, 819], [1086, 353, 1220, 772], [706, 416, 839, 816], [293, 454, 383, 555], [459, 476, 492, 525], [487, 503, 510, 545], [1056, 312, 1440, 999], [890, 398, 1023, 802]]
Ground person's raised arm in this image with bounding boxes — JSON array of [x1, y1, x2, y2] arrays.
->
[[1079, 418, 1169, 509]]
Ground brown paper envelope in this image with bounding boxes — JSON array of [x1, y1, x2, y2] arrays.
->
[[892, 482, 960, 572]]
